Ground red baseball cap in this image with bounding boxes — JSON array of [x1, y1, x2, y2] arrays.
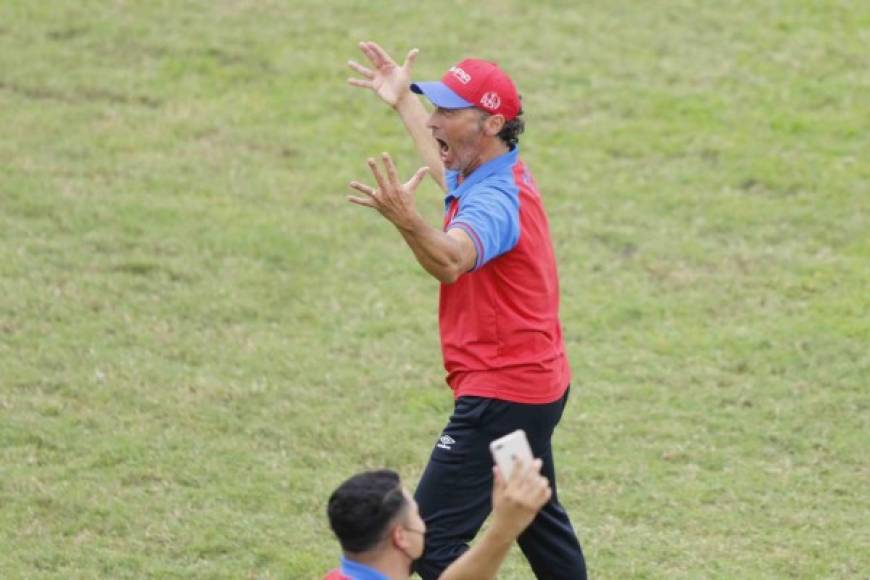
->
[[410, 58, 521, 121]]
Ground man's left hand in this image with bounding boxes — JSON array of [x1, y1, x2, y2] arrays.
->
[[348, 153, 429, 232]]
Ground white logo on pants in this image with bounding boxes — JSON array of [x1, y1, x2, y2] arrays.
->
[[437, 434, 455, 450]]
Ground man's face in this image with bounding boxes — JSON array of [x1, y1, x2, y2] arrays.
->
[[427, 107, 488, 174]]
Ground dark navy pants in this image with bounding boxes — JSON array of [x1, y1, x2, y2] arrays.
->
[[413, 388, 587, 580]]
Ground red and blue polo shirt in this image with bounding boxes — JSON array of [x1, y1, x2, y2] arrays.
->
[[441, 146, 570, 404]]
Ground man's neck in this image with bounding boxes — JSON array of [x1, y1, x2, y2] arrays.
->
[[461, 139, 510, 178]]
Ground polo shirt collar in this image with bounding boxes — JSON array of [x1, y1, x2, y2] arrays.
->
[[339, 556, 390, 580], [447, 146, 519, 200]]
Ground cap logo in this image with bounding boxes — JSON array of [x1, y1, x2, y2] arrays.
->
[[449, 66, 471, 84], [480, 91, 501, 111]]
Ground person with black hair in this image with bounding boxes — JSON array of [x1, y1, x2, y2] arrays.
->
[[325, 460, 551, 580], [345, 42, 587, 579]]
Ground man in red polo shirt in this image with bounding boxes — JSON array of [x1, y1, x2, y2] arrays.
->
[[346, 41, 587, 579]]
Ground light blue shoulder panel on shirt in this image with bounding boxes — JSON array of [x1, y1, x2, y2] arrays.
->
[[444, 150, 521, 270], [450, 181, 520, 269]]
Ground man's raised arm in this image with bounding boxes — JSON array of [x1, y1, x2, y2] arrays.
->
[[348, 154, 474, 284], [347, 41, 446, 192], [439, 459, 552, 580]]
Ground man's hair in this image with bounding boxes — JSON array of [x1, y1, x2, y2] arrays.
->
[[327, 469, 407, 553], [478, 97, 525, 148], [497, 113, 525, 148]]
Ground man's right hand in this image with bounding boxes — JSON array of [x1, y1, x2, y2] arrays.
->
[[489, 459, 552, 540], [438, 458, 554, 580], [347, 41, 418, 109]]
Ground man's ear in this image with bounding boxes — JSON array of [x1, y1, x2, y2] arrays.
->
[[391, 524, 409, 550], [484, 114, 506, 136]]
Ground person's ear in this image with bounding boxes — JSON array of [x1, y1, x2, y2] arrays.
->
[[391, 524, 410, 550], [484, 114, 506, 136]]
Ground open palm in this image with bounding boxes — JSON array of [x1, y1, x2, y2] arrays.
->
[[347, 41, 418, 107]]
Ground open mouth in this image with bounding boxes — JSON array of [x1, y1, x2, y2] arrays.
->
[[436, 138, 449, 161]]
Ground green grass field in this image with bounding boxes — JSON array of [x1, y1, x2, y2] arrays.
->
[[1, 1, 867, 578]]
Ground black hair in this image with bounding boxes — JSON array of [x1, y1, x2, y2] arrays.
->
[[497, 113, 525, 149], [327, 470, 407, 553]]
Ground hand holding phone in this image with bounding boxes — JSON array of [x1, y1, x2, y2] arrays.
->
[[489, 429, 534, 481]]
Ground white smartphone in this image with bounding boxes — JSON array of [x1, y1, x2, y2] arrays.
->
[[489, 429, 534, 481]]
